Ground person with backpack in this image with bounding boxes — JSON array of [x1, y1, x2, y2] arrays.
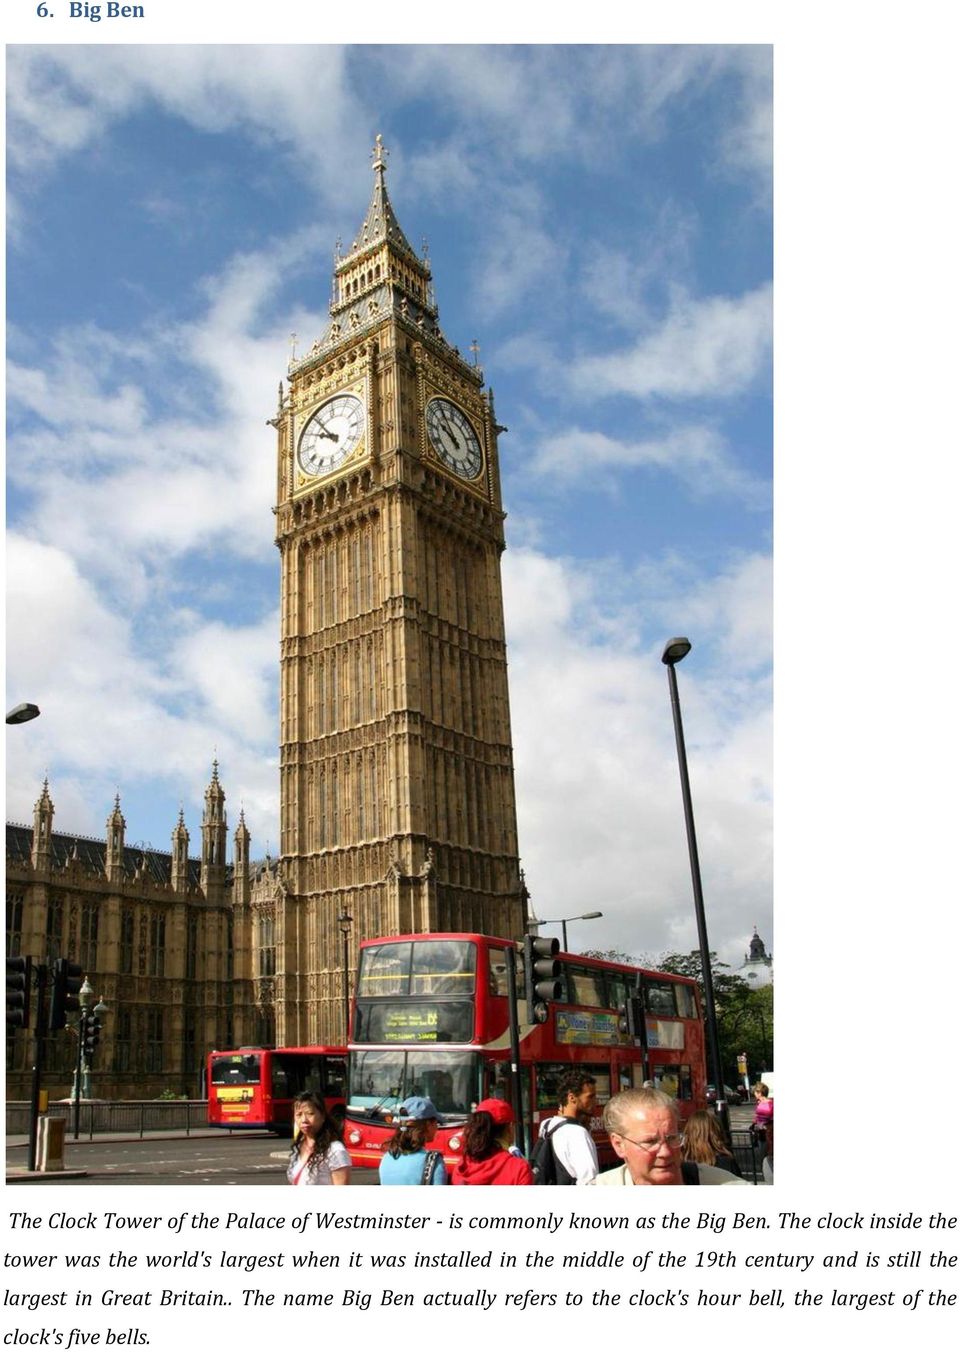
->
[[378, 1096, 447, 1185], [583, 1088, 748, 1186], [532, 1069, 600, 1184]]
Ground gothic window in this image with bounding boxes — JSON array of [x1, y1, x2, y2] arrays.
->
[[79, 903, 99, 972], [149, 911, 166, 977], [46, 896, 64, 964], [114, 1007, 132, 1074], [185, 912, 198, 980], [226, 912, 234, 981], [356, 754, 366, 840], [318, 770, 327, 850], [331, 766, 340, 847], [258, 911, 276, 977], [120, 907, 134, 975], [317, 659, 326, 735], [6, 892, 23, 957], [353, 647, 362, 723], [145, 1008, 164, 1073]]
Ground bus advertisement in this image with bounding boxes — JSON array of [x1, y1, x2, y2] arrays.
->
[[343, 932, 706, 1170], [206, 1044, 346, 1133]]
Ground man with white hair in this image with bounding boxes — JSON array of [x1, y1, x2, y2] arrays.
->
[[583, 1088, 749, 1186]]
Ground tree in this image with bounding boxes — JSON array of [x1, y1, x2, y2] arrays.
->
[[655, 950, 773, 1083], [582, 948, 660, 967]]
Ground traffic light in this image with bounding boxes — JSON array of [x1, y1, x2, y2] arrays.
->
[[523, 935, 561, 1024], [80, 1012, 101, 1058], [6, 956, 33, 1030], [49, 958, 83, 1031]]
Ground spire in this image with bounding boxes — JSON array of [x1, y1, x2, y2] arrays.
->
[[31, 776, 54, 869], [346, 134, 418, 261], [105, 791, 126, 883], [171, 805, 190, 893]]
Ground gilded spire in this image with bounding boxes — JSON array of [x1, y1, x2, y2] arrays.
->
[[347, 132, 418, 260]]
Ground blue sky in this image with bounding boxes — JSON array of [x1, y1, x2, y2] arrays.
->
[[6, 45, 772, 970]]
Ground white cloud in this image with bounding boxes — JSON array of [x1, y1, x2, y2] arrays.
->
[[503, 546, 771, 969], [574, 284, 773, 401], [5, 534, 280, 849], [527, 422, 767, 504]]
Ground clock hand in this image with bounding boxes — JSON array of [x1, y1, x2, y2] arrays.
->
[[440, 417, 461, 451], [315, 420, 339, 443]]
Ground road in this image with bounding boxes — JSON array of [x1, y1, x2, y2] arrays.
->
[[7, 1104, 760, 1186], [6, 1131, 380, 1186]]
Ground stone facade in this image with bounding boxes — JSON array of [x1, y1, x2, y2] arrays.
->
[[5, 769, 257, 1099]]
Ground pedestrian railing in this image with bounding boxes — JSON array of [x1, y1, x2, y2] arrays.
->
[[6, 1099, 208, 1140], [730, 1128, 765, 1183]]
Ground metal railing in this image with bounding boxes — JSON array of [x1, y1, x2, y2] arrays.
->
[[730, 1128, 766, 1183], [6, 1099, 209, 1140]]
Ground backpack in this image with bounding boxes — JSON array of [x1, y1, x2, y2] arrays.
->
[[530, 1118, 577, 1185], [419, 1150, 444, 1185]]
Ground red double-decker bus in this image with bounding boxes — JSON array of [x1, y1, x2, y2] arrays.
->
[[343, 932, 706, 1170], [206, 1045, 346, 1134]]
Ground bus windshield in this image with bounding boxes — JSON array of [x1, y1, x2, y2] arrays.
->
[[210, 1053, 262, 1086], [348, 1049, 479, 1119]]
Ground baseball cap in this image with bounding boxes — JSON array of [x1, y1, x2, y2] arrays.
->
[[396, 1096, 439, 1122], [474, 1097, 514, 1126]]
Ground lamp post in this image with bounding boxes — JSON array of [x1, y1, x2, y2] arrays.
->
[[72, 978, 94, 1140], [661, 637, 730, 1144], [539, 912, 603, 953], [337, 912, 353, 1042], [84, 995, 108, 1099]]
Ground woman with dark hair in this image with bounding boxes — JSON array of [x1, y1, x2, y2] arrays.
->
[[450, 1099, 533, 1185], [680, 1109, 742, 1177], [287, 1091, 351, 1186], [379, 1096, 447, 1185]]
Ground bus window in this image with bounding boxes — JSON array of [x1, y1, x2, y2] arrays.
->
[[535, 1061, 611, 1111], [565, 966, 606, 1009], [210, 1054, 261, 1085], [674, 984, 697, 1018], [487, 948, 511, 997], [644, 981, 678, 1016], [654, 1063, 693, 1100], [410, 940, 476, 996], [324, 1057, 347, 1098], [357, 942, 412, 997], [606, 973, 631, 1013]]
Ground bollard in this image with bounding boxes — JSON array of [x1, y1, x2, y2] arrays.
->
[[38, 1115, 66, 1171]]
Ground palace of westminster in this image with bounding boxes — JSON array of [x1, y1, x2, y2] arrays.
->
[[5, 139, 532, 1098]]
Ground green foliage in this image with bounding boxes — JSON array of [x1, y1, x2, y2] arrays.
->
[[655, 950, 773, 1081]]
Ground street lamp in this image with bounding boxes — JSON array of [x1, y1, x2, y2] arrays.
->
[[337, 912, 353, 1042], [539, 912, 603, 953], [72, 982, 109, 1139], [661, 636, 730, 1143], [72, 978, 94, 1140], [6, 703, 40, 725]]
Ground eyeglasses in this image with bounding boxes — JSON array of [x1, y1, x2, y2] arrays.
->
[[617, 1132, 684, 1155]]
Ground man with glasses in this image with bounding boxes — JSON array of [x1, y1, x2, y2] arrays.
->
[[583, 1088, 748, 1186]]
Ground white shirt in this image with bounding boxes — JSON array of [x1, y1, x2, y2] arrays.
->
[[538, 1114, 599, 1183]]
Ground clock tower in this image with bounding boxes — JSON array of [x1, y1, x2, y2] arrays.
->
[[274, 136, 527, 1043]]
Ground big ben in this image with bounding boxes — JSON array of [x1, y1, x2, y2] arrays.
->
[[274, 137, 528, 1043]]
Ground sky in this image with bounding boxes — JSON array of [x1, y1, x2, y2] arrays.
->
[[5, 43, 772, 972]]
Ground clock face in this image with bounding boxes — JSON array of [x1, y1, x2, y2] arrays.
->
[[298, 394, 365, 477], [426, 398, 483, 480]]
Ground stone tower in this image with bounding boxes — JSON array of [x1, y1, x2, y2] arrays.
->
[[274, 136, 527, 1042]]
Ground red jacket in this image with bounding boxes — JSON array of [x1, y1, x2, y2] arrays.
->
[[450, 1149, 533, 1185]]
